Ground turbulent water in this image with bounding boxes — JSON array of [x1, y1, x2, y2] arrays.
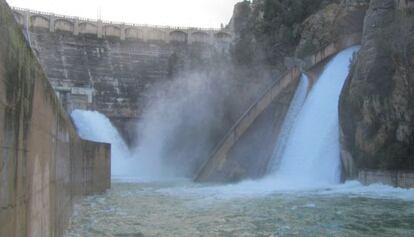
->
[[66, 47, 414, 237], [64, 182, 414, 237]]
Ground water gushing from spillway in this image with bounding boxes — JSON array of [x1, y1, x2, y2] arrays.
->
[[71, 110, 132, 179], [71, 110, 175, 181], [267, 74, 309, 174], [269, 46, 359, 187]]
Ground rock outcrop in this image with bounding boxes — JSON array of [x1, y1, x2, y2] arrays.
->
[[229, 0, 369, 68], [296, 0, 368, 58], [340, 0, 414, 178]]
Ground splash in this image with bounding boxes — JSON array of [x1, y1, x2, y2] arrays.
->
[[71, 110, 131, 178], [71, 110, 177, 182]]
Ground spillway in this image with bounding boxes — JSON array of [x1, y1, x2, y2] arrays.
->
[[271, 46, 360, 186]]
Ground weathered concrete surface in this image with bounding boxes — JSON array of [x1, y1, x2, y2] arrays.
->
[[339, 0, 414, 181], [359, 170, 414, 188], [27, 28, 176, 144], [0, 1, 110, 236], [12, 9, 233, 145]]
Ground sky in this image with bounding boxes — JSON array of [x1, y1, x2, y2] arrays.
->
[[6, 0, 240, 28]]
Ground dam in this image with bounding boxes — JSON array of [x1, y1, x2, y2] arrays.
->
[[65, 46, 414, 237], [11, 7, 233, 145], [1, 0, 414, 236]]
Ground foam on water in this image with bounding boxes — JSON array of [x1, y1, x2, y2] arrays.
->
[[156, 178, 414, 204], [316, 181, 414, 201]]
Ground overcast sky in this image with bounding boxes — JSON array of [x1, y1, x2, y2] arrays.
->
[[6, 0, 240, 28]]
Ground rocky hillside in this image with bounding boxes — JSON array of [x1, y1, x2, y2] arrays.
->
[[229, 0, 414, 181], [339, 0, 414, 177], [229, 0, 368, 70]]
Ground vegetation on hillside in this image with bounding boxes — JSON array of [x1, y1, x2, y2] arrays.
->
[[232, 0, 334, 66]]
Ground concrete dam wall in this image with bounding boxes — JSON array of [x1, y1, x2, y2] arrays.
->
[[11, 8, 233, 144], [0, 1, 110, 236]]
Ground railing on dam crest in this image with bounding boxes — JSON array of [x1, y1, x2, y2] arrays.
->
[[11, 7, 233, 44]]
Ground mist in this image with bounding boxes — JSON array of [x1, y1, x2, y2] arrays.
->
[[71, 42, 274, 181], [128, 45, 274, 180], [131, 70, 241, 179]]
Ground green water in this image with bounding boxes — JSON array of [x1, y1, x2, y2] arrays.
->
[[65, 182, 414, 237]]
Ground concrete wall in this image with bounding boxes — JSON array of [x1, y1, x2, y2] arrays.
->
[[12, 7, 233, 45], [0, 1, 110, 237], [25, 28, 178, 145], [359, 170, 414, 188], [302, 33, 362, 71]]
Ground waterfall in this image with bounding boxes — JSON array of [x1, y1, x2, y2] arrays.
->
[[267, 74, 309, 174], [71, 110, 131, 178], [271, 46, 359, 187], [71, 110, 176, 182]]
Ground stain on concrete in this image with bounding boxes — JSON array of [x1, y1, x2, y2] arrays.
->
[[0, 1, 111, 236]]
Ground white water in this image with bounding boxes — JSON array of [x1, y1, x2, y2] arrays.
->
[[71, 110, 131, 178], [267, 74, 309, 174], [71, 110, 177, 182]]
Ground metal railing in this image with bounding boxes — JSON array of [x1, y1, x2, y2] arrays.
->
[[11, 6, 226, 32]]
